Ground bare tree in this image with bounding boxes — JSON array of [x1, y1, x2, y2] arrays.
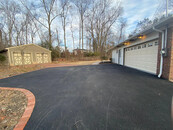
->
[[59, 0, 71, 52], [0, 0, 20, 46], [71, 0, 91, 49], [20, 0, 59, 49], [117, 18, 127, 44], [86, 0, 123, 55], [70, 21, 75, 50]]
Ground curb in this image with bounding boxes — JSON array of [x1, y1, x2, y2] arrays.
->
[[0, 87, 35, 130], [171, 97, 173, 128]]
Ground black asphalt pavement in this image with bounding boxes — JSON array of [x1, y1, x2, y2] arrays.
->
[[0, 64, 173, 130]]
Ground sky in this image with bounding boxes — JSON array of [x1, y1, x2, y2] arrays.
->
[[60, 0, 161, 50], [120, 0, 160, 35], [7, 0, 162, 50]]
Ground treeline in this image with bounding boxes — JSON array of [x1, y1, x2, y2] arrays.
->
[[0, 0, 126, 58]]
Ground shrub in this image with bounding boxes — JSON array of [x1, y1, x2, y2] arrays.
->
[[51, 47, 61, 60], [84, 52, 100, 57], [0, 54, 6, 62], [101, 56, 108, 60]]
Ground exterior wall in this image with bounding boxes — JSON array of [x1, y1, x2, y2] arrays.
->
[[112, 46, 124, 65], [8, 44, 51, 66], [112, 49, 118, 63], [169, 28, 173, 80], [119, 47, 124, 65], [157, 27, 173, 81]]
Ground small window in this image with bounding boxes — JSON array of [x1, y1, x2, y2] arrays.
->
[[138, 45, 141, 49], [134, 46, 137, 50], [148, 43, 153, 47], [131, 47, 133, 50], [155, 42, 158, 46], [142, 44, 146, 48]]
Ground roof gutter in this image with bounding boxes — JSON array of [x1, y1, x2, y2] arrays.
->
[[153, 26, 166, 78]]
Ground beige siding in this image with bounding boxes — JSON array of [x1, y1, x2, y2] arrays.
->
[[7, 44, 51, 66]]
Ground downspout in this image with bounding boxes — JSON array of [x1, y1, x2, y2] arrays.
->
[[153, 26, 165, 78], [165, 28, 168, 49]]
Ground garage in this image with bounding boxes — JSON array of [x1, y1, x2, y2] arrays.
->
[[124, 40, 159, 74], [0, 44, 51, 66]]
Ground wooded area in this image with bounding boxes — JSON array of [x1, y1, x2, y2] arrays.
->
[[0, 0, 126, 59]]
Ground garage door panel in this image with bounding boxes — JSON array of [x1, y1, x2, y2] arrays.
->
[[24, 53, 32, 65], [43, 54, 48, 63], [36, 54, 43, 63], [125, 41, 158, 74], [13, 53, 22, 65]]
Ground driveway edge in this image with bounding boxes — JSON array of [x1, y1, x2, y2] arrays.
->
[[0, 87, 35, 130]]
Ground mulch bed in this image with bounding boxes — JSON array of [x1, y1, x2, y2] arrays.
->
[[0, 89, 27, 130]]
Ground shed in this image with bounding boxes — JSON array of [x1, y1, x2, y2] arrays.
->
[[0, 44, 51, 66]]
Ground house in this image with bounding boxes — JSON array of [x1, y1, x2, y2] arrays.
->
[[110, 16, 173, 81], [0, 44, 51, 66], [73, 48, 89, 55]]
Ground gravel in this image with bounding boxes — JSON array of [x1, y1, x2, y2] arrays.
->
[[0, 89, 27, 130]]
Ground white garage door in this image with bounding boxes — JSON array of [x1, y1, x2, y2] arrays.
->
[[13, 52, 22, 65], [124, 40, 159, 74], [24, 53, 32, 65], [43, 54, 48, 63], [36, 53, 43, 63]]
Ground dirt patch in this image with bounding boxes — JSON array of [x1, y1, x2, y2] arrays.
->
[[42, 60, 101, 68], [0, 89, 27, 130], [53, 60, 101, 65], [0, 61, 101, 79], [0, 64, 45, 79]]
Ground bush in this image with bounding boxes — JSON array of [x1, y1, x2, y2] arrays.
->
[[84, 52, 100, 57], [101, 56, 108, 60], [51, 47, 61, 60], [0, 54, 6, 62]]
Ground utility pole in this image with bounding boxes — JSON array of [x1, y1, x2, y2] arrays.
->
[[166, 0, 168, 17]]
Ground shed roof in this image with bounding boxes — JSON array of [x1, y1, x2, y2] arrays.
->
[[6, 44, 51, 52]]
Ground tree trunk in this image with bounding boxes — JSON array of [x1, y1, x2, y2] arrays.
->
[[26, 25, 28, 44], [79, 21, 81, 49], [48, 22, 52, 49], [63, 18, 66, 52], [9, 30, 12, 46], [81, 18, 84, 49]]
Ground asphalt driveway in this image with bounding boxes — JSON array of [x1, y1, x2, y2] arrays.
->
[[0, 64, 173, 130]]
